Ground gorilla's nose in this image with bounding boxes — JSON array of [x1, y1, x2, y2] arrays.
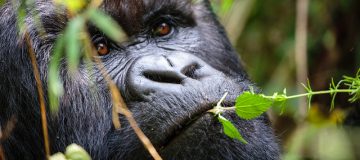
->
[[127, 53, 216, 97]]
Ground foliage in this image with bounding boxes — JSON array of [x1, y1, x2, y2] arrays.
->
[[210, 69, 360, 142], [50, 144, 91, 160], [235, 92, 273, 120], [218, 115, 247, 144]]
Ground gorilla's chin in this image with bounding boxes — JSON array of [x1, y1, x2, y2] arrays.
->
[[160, 113, 237, 158]]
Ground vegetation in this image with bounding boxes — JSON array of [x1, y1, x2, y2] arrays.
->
[[210, 69, 360, 144], [50, 144, 91, 160]]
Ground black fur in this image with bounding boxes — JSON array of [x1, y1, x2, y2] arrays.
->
[[0, 0, 279, 159]]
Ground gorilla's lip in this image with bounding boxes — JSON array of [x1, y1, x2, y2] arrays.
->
[[160, 111, 209, 149], [159, 101, 235, 149]]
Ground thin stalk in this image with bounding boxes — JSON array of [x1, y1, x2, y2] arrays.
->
[[295, 0, 309, 119], [25, 33, 51, 159], [213, 89, 356, 112], [281, 89, 354, 99], [0, 145, 4, 160]]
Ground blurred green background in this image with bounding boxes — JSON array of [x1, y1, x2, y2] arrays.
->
[[212, 0, 360, 159]]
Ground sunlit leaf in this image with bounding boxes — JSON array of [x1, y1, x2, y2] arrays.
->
[[16, 2, 27, 34], [0, 0, 5, 6], [235, 92, 273, 120], [54, 0, 88, 13], [218, 115, 247, 144], [65, 144, 91, 160], [49, 153, 66, 160], [48, 35, 65, 113], [87, 9, 126, 43], [65, 17, 85, 72], [220, 0, 233, 13]]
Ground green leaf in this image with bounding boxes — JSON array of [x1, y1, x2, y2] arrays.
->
[[54, 0, 88, 13], [65, 144, 91, 160], [65, 17, 85, 72], [16, 2, 27, 34], [87, 9, 126, 43], [48, 35, 65, 113], [218, 115, 247, 144], [49, 153, 67, 160], [220, 0, 233, 13], [235, 92, 273, 120]]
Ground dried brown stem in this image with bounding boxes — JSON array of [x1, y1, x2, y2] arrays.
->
[[25, 33, 51, 159], [0, 145, 5, 160]]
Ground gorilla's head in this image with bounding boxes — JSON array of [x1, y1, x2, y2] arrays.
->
[[0, 0, 279, 159]]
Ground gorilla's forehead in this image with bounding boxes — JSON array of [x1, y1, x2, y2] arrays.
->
[[102, 0, 194, 35], [103, 0, 193, 15]]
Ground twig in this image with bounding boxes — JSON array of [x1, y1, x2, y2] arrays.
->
[[295, 0, 309, 119], [210, 89, 356, 114], [0, 145, 4, 160], [25, 32, 51, 159]]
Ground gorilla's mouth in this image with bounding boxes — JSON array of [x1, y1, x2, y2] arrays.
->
[[159, 101, 235, 149], [161, 110, 208, 149], [160, 114, 208, 150]]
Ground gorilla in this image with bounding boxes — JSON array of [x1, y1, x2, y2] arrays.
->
[[0, 0, 279, 159]]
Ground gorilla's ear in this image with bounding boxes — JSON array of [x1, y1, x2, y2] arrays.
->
[[192, 0, 210, 5], [192, 0, 217, 20], [191, 0, 226, 31], [192, 0, 212, 10]]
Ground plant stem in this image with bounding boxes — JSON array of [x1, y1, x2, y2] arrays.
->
[[264, 89, 354, 99], [25, 32, 51, 159], [213, 89, 355, 112]]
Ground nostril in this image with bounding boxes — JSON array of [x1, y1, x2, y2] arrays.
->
[[181, 63, 200, 79], [143, 71, 183, 84]]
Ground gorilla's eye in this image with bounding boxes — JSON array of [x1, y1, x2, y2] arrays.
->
[[153, 22, 172, 37], [96, 43, 109, 56]]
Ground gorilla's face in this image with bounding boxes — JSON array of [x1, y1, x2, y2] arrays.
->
[[0, 0, 279, 159]]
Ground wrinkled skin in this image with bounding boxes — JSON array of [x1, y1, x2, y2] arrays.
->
[[0, 0, 279, 159]]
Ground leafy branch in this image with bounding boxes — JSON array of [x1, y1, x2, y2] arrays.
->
[[210, 69, 360, 142], [50, 144, 91, 160]]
